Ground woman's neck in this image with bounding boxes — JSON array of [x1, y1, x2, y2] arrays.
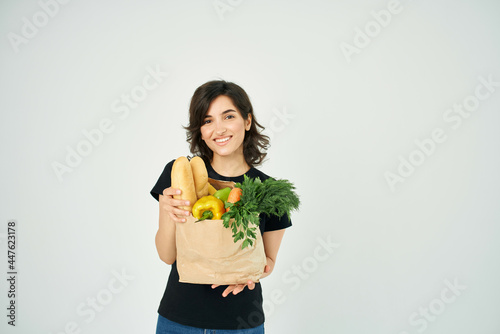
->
[[211, 154, 250, 177]]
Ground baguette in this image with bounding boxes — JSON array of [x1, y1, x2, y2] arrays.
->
[[190, 156, 209, 199], [171, 156, 197, 211], [208, 184, 217, 195]]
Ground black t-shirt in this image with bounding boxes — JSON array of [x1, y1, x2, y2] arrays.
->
[[150, 158, 292, 329]]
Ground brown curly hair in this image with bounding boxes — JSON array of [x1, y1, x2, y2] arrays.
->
[[184, 80, 270, 167]]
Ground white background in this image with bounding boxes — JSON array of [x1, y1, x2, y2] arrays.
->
[[1, 0, 499, 333]]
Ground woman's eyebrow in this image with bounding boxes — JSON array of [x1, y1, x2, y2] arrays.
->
[[204, 109, 236, 118], [222, 109, 236, 114]]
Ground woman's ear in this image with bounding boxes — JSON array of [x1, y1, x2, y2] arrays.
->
[[245, 114, 252, 131]]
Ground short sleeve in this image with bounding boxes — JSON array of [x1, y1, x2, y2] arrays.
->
[[263, 212, 292, 232], [150, 159, 175, 202]]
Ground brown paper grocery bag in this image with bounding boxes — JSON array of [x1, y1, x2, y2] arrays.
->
[[176, 177, 266, 285], [176, 215, 266, 285]]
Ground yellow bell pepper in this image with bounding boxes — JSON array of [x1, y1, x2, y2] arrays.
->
[[192, 195, 225, 221]]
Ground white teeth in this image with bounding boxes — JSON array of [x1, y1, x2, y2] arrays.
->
[[215, 137, 230, 143]]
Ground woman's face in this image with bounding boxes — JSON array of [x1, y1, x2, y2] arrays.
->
[[200, 95, 252, 160]]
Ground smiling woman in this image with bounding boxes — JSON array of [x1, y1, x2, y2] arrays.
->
[[184, 80, 270, 173], [150, 80, 293, 333], [200, 96, 252, 174]]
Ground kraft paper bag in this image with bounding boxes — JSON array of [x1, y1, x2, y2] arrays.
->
[[175, 178, 267, 285]]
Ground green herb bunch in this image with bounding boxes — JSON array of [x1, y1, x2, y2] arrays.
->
[[222, 175, 300, 249]]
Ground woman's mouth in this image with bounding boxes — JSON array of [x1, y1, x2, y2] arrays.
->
[[214, 136, 231, 145]]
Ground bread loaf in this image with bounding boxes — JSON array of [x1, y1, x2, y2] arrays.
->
[[171, 156, 197, 211], [208, 184, 217, 195], [190, 156, 209, 199]]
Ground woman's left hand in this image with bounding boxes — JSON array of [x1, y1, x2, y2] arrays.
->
[[212, 265, 270, 297]]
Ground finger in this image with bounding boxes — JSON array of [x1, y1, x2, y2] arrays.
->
[[161, 202, 191, 220], [171, 205, 191, 217], [211, 284, 220, 289], [167, 208, 190, 223], [247, 280, 255, 290], [168, 212, 187, 223], [161, 195, 190, 208], [162, 195, 191, 210], [163, 187, 183, 196], [223, 285, 236, 297], [160, 188, 191, 211], [264, 265, 271, 273], [232, 284, 246, 295]]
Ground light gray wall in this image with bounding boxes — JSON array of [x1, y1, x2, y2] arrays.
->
[[1, 0, 499, 333]]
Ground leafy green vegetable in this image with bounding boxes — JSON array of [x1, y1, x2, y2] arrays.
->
[[222, 175, 300, 249]]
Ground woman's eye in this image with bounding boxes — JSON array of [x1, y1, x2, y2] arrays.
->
[[203, 119, 211, 124], [225, 115, 235, 120]]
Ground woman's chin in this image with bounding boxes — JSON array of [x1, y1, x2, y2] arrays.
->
[[211, 146, 244, 159]]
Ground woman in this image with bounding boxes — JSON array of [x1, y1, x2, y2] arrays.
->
[[150, 80, 292, 333]]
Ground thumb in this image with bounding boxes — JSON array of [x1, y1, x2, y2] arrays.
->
[[264, 264, 271, 273]]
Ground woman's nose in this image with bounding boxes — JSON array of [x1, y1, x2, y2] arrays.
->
[[216, 128, 227, 136]]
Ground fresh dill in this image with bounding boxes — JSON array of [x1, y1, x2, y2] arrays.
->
[[222, 175, 300, 249]]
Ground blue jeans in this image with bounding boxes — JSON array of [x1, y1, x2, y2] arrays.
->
[[156, 314, 265, 334]]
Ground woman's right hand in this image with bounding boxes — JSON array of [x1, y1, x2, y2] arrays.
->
[[160, 187, 192, 223]]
